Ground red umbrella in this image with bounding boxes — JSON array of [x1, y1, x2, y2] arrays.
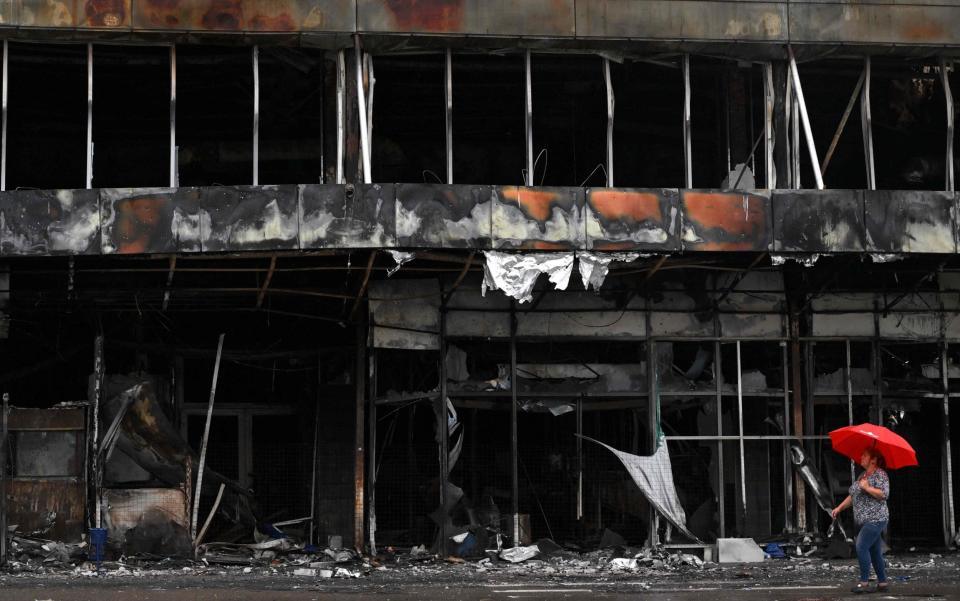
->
[[829, 423, 918, 470]]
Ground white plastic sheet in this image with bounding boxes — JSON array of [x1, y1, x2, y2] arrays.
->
[[481, 251, 574, 303], [577, 251, 642, 290], [580, 435, 701, 543]]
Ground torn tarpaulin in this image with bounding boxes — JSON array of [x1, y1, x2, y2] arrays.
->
[[481, 251, 574, 303], [577, 251, 643, 291], [770, 254, 822, 267], [580, 435, 701, 543]]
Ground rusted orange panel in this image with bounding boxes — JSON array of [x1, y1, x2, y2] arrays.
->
[[83, 0, 131, 27], [501, 187, 561, 222], [590, 190, 662, 222], [5, 480, 86, 541], [681, 190, 771, 251], [130, 0, 355, 31], [110, 193, 173, 254], [493, 186, 585, 250], [358, 0, 576, 36]]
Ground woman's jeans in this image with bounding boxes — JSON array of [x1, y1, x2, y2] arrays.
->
[[855, 521, 888, 583]]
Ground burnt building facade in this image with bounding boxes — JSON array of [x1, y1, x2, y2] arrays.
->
[[1, 0, 959, 561]]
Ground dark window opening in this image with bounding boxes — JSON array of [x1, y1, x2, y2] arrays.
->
[[371, 53, 445, 184], [92, 45, 170, 188], [7, 43, 87, 190], [176, 46, 253, 186], [258, 47, 325, 185]]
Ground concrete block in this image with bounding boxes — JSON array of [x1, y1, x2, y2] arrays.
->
[[717, 538, 764, 563]]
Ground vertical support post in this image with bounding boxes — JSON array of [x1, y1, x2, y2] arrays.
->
[[365, 53, 375, 164], [91, 335, 104, 529], [252, 46, 259, 186], [438, 303, 449, 557], [604, 57, 614, 187], [764, 63, 775, 189], [861, 57, 876, 190], [368, 345, 377, 554], [1, 39, 8, 192], [682, 54, 693, 188], [524, 50, 533, 187], [354, 36, 371, 185], [576, 393, 583, 521], [353, 317, 366, 550], [736, 340, 747, 521], [191, 334, 224, 543], [310, 352, 321, 545], [510, 302, 520, 546], [169, 45, 177, 188], [846, 340, 855, 484], [941, 340, 956, 547], [715, 340, 726, 538], [781, 341, 794, 532], [873, 305, 883, 426], [789, 311, 806, 531], [86, 43, 93, 189], [647, 335, 660, 547], [0, 392, 8, 566], [445, 48, 453, 185], [942, 58, 955, 192], [772, 62, 790, 187], [336, 50, 346, 185], [789, 76, 800, 189], [787, 47, 825, 190]]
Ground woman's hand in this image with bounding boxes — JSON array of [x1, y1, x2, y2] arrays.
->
[[831, 506, 842, 519]]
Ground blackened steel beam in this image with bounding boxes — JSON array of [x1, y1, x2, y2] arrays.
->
[[941, 340, 956, 547], [86, 44, 93, 190], [91, 335, 104, 528], [0, 392, 7, 566], [764, 63, 775, 188], [349, 251, 377, 320], [510, 302, 520, 546], [438, 297, 449, 557], [367, 345, 377, 554], [1, 40, 7, 192], [772, 62, 790, 187], [942, 58, 955, 193], [256, 255, 276, 309], [861, 57, 876, 190], [169, 45, 177, 188], [191, 333, 225, 545]]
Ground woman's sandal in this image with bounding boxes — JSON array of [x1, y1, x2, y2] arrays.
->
[[850, 582, 871, 594], [877, 582, 890, 593]]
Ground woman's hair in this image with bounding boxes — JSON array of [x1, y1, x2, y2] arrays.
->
[[864, 447, 886, 469]]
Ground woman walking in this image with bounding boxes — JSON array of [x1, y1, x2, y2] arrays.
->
[[831, 448, 890, 594]]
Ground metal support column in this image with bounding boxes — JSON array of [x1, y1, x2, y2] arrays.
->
[[736, 341, 747, 522], [524, 50, 533, 187], [604, 57, 614, 186], [354, 36, 371, 184], [353, 319, 366, 549], [861, 57, 876, 190], [91, 335, 104, 528], [336, 50, 346, 185], [368, 345, 378, 554], [85, 44, 93, 189], [438, 303, 449, 556], [1, 40, 8, 191], [0, 392, 7, 566], [576, 393, 583, 521], [682, 54, 692, 188], [510, 303, 520, 546], [942, 341, 956, 547], [445, 48, 453, 185], [787, 47, 825, 190], [781, 341, 794, 532], [715, 340, 726, 537], [942, 58, 955, 192], [846, 340, 856, 484], [252, 46, 260, 186], [789, 310, 806, 531], [169, 46, 177, 188], [763, 63, 775, 189]]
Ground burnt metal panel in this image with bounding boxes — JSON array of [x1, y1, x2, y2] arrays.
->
[[0, 189, 100, 256], [299, 183, 396, 249], [5, 480, 86, 541], [16, 0, 82, 27], [790, 2, 960, 46], [681, 190, 772, 251], [864, 190, 956, 254], [773, 189, 864, 252], [130, 0, 355, 32], [357, 0, 575, 36], [102, 488, 192, 557], [586, 188, 680, 251], [575, 0, 787, 41], [395, 183, 492, 249], [492, 186, 586, 250], [82, 0, 133, 28], [203, 184, 299, 252], [102, 188, 204, 254]]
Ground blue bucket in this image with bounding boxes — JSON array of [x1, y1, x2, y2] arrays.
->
[[89, 527, 108, 564]]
